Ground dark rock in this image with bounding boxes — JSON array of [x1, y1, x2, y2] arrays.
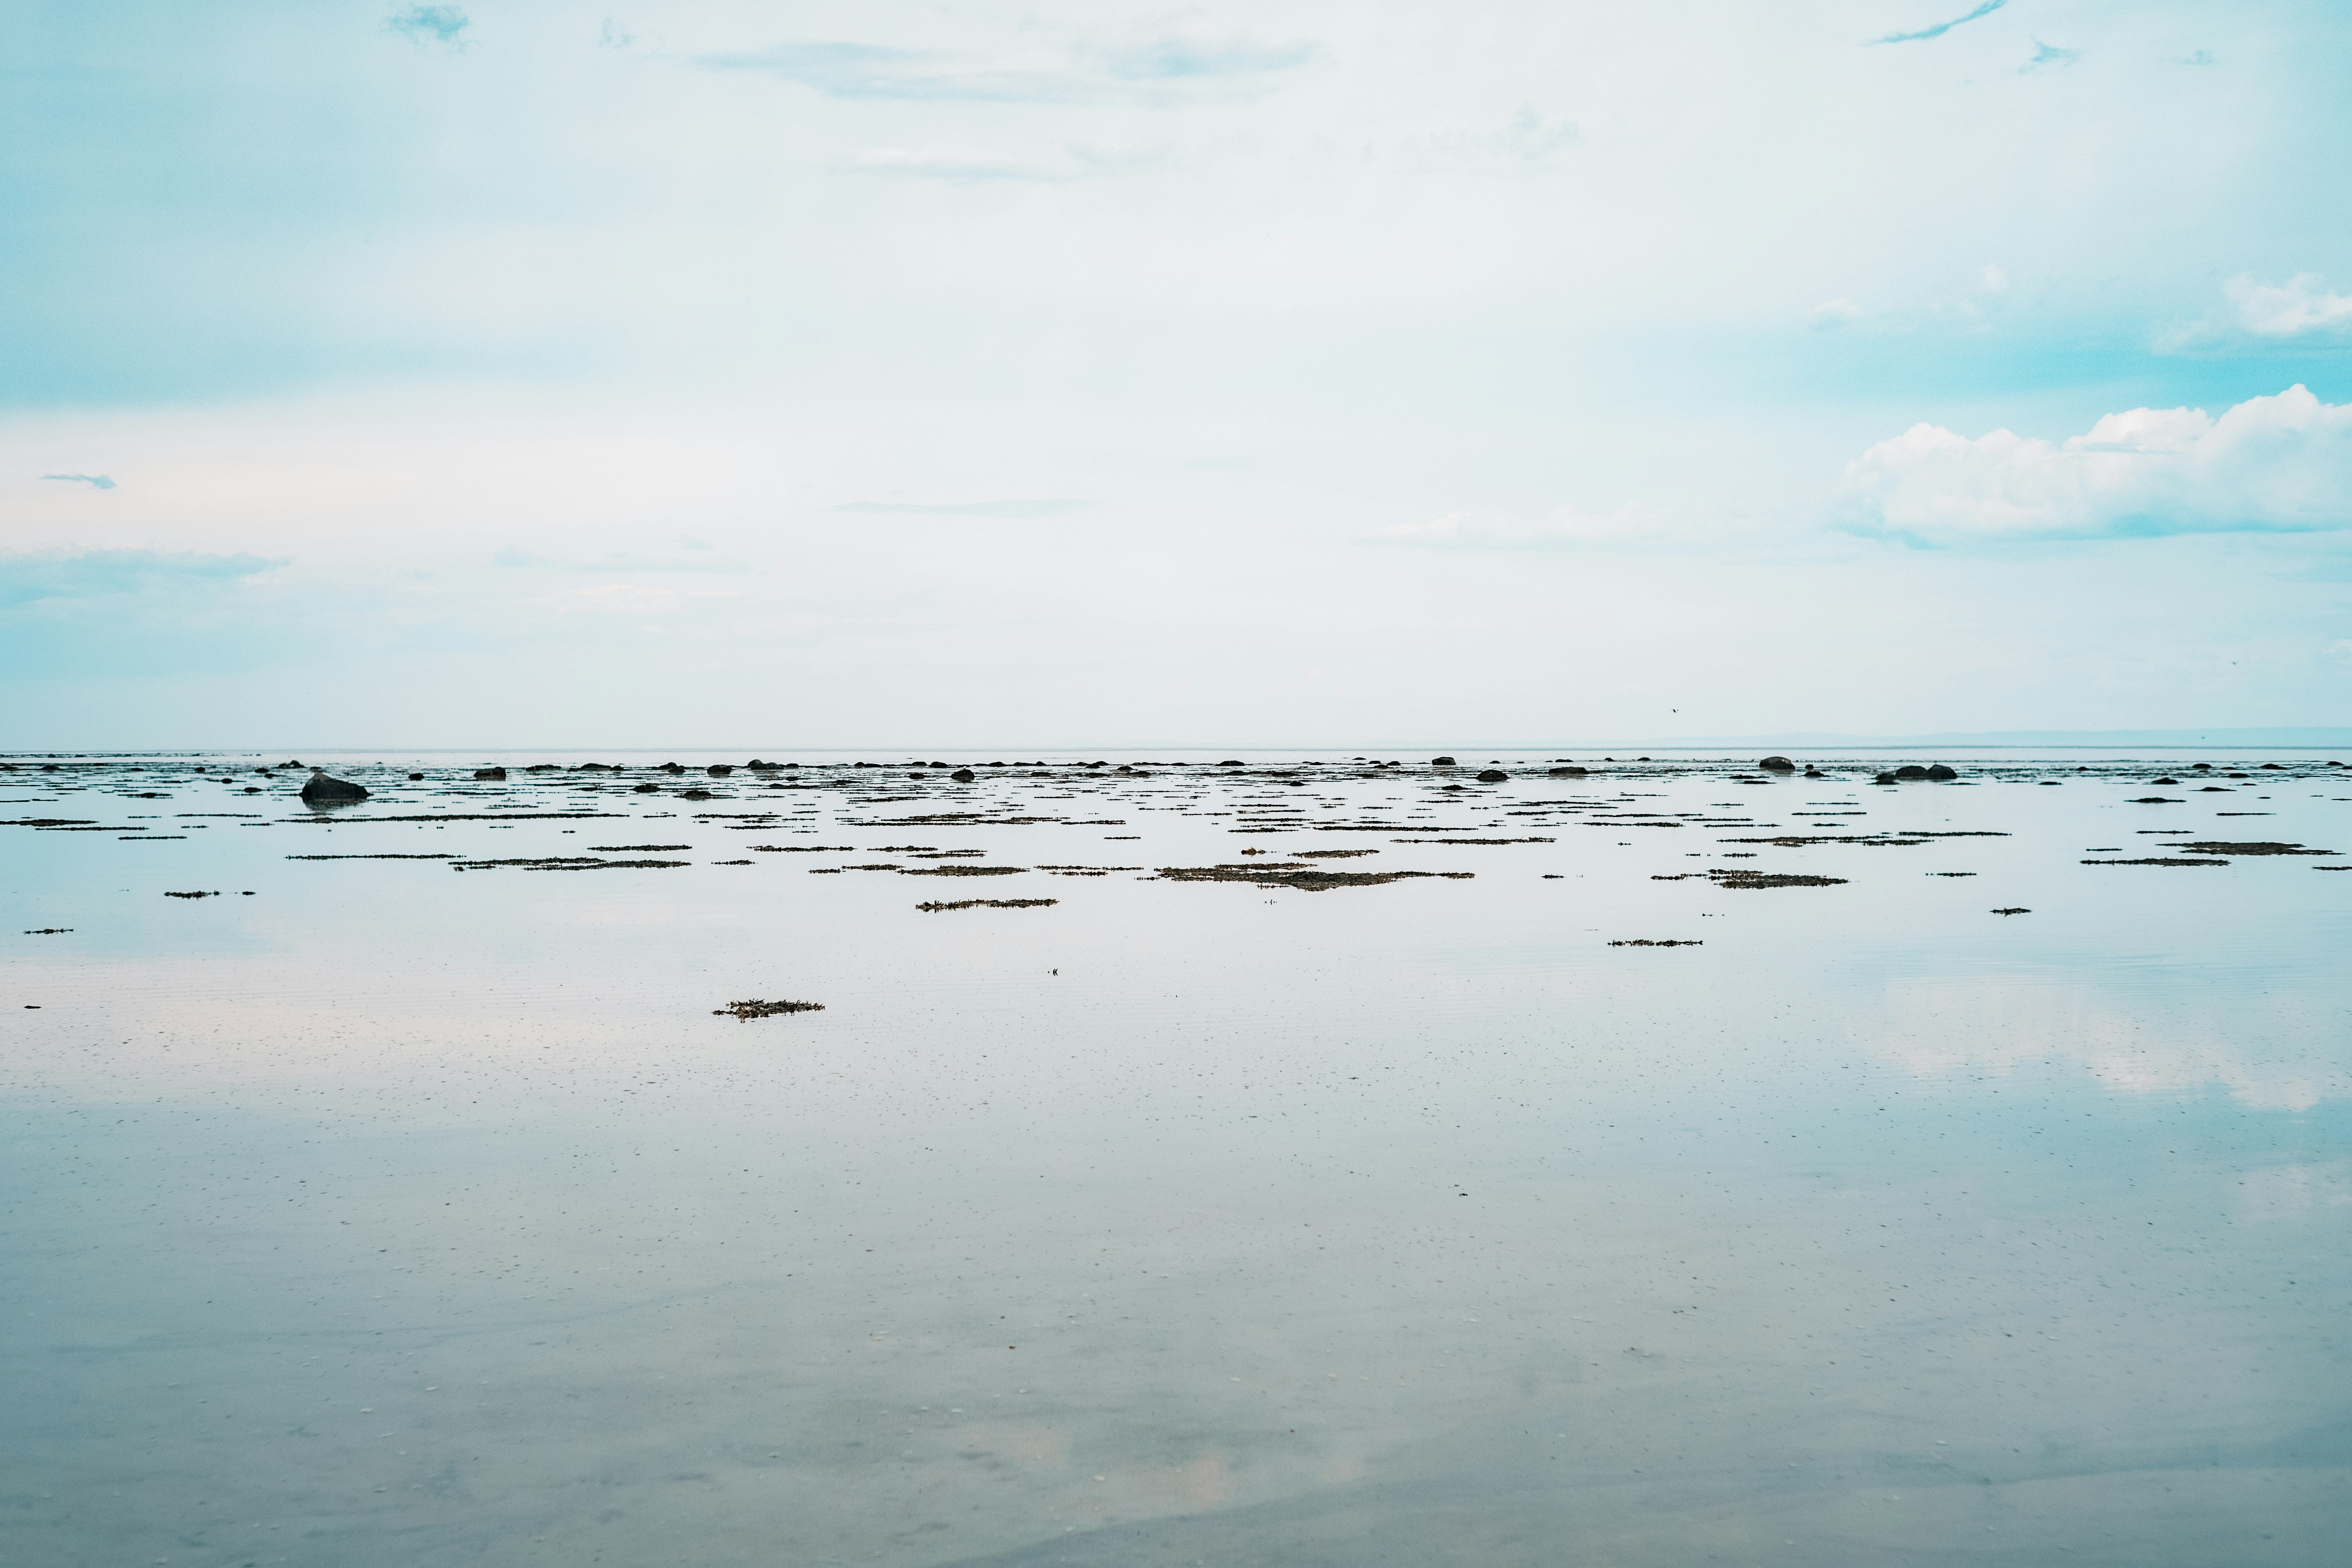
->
[[681, 788, 715, 800], [1874, 772, 1900, 784], [1431, 755, 1457, 766], [1547, 766, 1588, 777], [1894, 765, 1930, 779], [1925, 764, 1957, 780], [1758, 756, 1796, 772], [300, 769, 369, 803], [707, 765, 733, 777], [2151, 776, 2179, 785], [1221, 760, 1244, 767], [1803, 767, 1826, 777], [407, 772, 424, 780], [633, 783, 660, 793], [525, 763, 560, 772], [2191, 762, 2212, 770], [659, 762, 686, 774], [951, 768, 976, 782], [1476, 769, 1509, 783], [473, 766, 507, 780]]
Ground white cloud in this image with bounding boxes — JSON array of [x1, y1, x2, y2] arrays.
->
[[1374, 503, 1674, 550], [1840, 384, 2352, 543], [2160, 273, 2352, 350]]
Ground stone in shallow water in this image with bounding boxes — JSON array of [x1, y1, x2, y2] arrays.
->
[[300, 769, 369, 803]]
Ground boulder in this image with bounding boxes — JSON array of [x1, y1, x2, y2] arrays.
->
[[473, 766, 507, 780], [1547, 765, 1588, 777], [1874, 771, 1900, 784], [1894, 765, 1930, 779], [1925, 764, 1957, 781], [951, 768, 976, 782], [1758, 756, 1796, 772], [407, 772, 424, 780], [1431, 755, 1458, 766], [707, 765, 734, 777], [1476, 768, 1509, 783], [300, 769, 369, 803]]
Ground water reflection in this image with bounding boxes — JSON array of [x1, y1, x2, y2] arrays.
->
[[2, 750, 2347, 1566]]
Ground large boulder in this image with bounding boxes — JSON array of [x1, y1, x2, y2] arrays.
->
[[1893, 765, 1931, 779], [1758, 755, 1796, 772], [1431, 755, 1458, 766], [1547, 765, 1588, 777], [473, 766, 507, 780], [300, 769, 369, 803], [1925, 764, 1958, 781], [1476, 768, 1510, 783]]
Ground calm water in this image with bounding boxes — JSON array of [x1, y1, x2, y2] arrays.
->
[[5, 749, 2350, 1566]]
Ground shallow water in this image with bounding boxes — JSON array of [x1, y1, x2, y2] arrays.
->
[[5, 748, 2350, 1566]]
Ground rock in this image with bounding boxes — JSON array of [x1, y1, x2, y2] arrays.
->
[[1547, 765, 1588, 777], [473, 766, 507, 780], [633, 783, 660, 793], [1894, 765, 1930, 779], [659, 762, 686, 774], [951, 768, 976, 782], [1874, 771, 1899, 784], [1219, 759, 1244, 766], [407, 772, 424, 780], [1803, 767, 1826, 777], [1758, 756, 1796, 772], [2152, 776, 2179, 785], [300, 769, 369, 803], [681, 787, 715, 800], [1925, 764, 1957, 780], [707, 765, 734, 777], [1431, 755, 1458, 766], [1476, 769, 1509, 783]]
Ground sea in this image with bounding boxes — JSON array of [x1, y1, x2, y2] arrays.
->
[[5, 747, 2349, 1566]]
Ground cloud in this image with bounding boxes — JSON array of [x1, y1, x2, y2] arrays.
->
[[492, 546, 746, 573], [1839, 385, 2352, 543], [2022, 38, 2082, 72], [1373, 504, 1674, 551], [40, 472, 116, 490], [0, 549, 284, 608], [1868, 0, 2008, 47], [1093, 36, 1316, 82], [842, 144, 1154, 183], [2161, 274, 2352, 351], [692, 32, 1313, 103], [833, 499, 1090, 518], [386, 5, 470, 47]]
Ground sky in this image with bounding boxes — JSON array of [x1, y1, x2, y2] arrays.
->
[[4, 0, 2349, 749]]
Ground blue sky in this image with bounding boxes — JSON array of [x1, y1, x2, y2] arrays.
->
[[3, 0, 2348, 747]]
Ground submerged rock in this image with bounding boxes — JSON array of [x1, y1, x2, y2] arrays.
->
[[300, 769, 369, 803], [1894, 765, 1930, 779], [951, 767, 976, 782], [1547, 765, 1588, 777], [1758, 756, 1796, 772], [473, 766, 507, 780]]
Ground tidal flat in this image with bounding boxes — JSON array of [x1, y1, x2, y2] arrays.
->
[[5, 748, 2350, 1566]]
